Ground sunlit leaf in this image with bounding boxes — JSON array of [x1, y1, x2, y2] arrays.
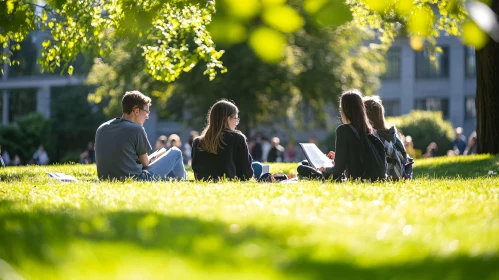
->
[[314, 0, 353, 27], [249, 27, 286, 64], [262, 5, 304, 33], [68, 65, 74, 75], [42, 11, 48, 21], [364, 0, 391, 13], [261, 0, 286, 5], [222, 0, 260, 21], [395, 0, 414, 16], [6, 0, 15, 14], [408, 6, 435, 36], [208, 17, 247, 44], [410, 36, 425, 51], [462, 21, 489, 49], [303, 0, 328, 14]]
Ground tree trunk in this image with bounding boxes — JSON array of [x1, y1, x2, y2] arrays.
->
[[476, 0, 499, 154]]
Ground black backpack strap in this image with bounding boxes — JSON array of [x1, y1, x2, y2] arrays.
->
[[347, 124, 361, 139]]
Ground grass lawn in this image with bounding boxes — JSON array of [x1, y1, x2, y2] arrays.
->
[[1, 154, 498, 279]]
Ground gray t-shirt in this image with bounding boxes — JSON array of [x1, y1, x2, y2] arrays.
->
[[95, 118, 152, 180]]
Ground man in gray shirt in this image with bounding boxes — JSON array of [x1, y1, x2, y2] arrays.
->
[[95, 91, 186, 181]]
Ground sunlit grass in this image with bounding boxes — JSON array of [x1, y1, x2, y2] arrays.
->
[[1, 155, 498, 279]]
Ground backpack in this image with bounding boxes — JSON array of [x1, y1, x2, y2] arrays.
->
[[347, 125, 387, 181], [374, 131, 406, 180]]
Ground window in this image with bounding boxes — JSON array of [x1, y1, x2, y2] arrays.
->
[[415, 97, 449, 119], [465, 46, 476, 77], [415, 47, 449, 79], [382, 48, 401, 80], [383, 99, 400, 116], [465, 96, 476, 120]]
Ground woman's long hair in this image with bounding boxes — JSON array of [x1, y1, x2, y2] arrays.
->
[[363, 96, 390, 130], [198, 99, 239, 154], [340, 90, 373, 134]]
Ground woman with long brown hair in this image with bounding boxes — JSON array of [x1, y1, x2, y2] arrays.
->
[[299, 90, 375, 181], [191, 99, 254, 181], [364, 95, 411, 179]]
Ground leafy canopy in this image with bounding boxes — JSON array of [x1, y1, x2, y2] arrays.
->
[[1, 0, 491, 80]]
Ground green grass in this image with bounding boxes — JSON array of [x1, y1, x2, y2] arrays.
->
[[1, 155, 499, 279]]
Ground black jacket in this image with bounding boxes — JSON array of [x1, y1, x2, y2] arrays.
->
[[192, 130, 254, 181], [324, 124, 364, 181]]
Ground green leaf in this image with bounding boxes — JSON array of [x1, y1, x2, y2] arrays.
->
[[364, 0, 391, 13], [261, 0, 286, 5], [249, 27, 286, 64], [222, 0, 260, 21], [6, 0, 14, 14], [462, 21, 489, 50], [314, 0, 353, 27], [303, 0, 328, 14], [395, 0, 414, 16], [408, 6, 435, 37], [68, 65, 74, 75], [208, 17, 247, 44], [262, 5, 304, 33]]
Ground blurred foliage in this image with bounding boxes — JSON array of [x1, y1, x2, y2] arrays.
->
[[387, 110, 454, 157], [0, 113, 53, 163], [1, 0, 490, 79], [87, 16, 385, 132], [50, 85, 106, 163]]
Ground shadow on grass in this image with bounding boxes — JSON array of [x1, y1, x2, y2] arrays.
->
[[1, 199, 498, 279], [413, 156, 499, 179]]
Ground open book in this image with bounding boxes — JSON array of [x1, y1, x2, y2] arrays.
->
[[148, 147, 167, 165], [299, 143, 334, 169]]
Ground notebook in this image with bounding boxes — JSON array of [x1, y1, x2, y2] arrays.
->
[[47, 172, 78, 183], [299, 143, 334, 169]]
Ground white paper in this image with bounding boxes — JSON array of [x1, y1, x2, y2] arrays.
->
[[299, 143, 334, 169]]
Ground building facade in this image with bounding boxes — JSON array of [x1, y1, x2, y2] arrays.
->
[[378, 36, 477, 135]]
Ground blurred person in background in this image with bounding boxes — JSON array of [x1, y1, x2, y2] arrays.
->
[[33, 145, 49, 165], [452, 127, 467, 155], [183, 130, 199, 166], [86, 142, 95, 164], [1, 147, 10, 166], [261, 137, 271, 162], [284, 142, 297, 162], [167, 134, 182, 151], [12, 154, 21, 166], [267, 137, 285, 162], [464, 131, 478, 155], [404, 135, 417, 159], [250, 133, 263, 162], [0, 145, 5, 167], [423, 142, 438, 158], [155, 135, 168, 150]]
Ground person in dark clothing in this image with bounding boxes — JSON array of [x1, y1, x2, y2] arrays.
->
[[364, 96, 412, 179], [319, 90, 375, 181], [452, 127, 467, 155], [267, 137, 285, 162], [0, 145, 5, 167], [250, 134, 263, 162], [192, 99, 256, 181]]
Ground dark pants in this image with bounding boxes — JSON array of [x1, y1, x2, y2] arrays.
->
[[296, 160, 326, 180]]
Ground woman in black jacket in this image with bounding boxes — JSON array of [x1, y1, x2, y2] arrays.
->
[[299, 90, 373, 181], [192, 99, 255, 181]]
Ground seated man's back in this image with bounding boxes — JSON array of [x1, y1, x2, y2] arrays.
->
[[95, 118, 151, 180]]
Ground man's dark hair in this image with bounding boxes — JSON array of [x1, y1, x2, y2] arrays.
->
[[122, 91, 152, 114]]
